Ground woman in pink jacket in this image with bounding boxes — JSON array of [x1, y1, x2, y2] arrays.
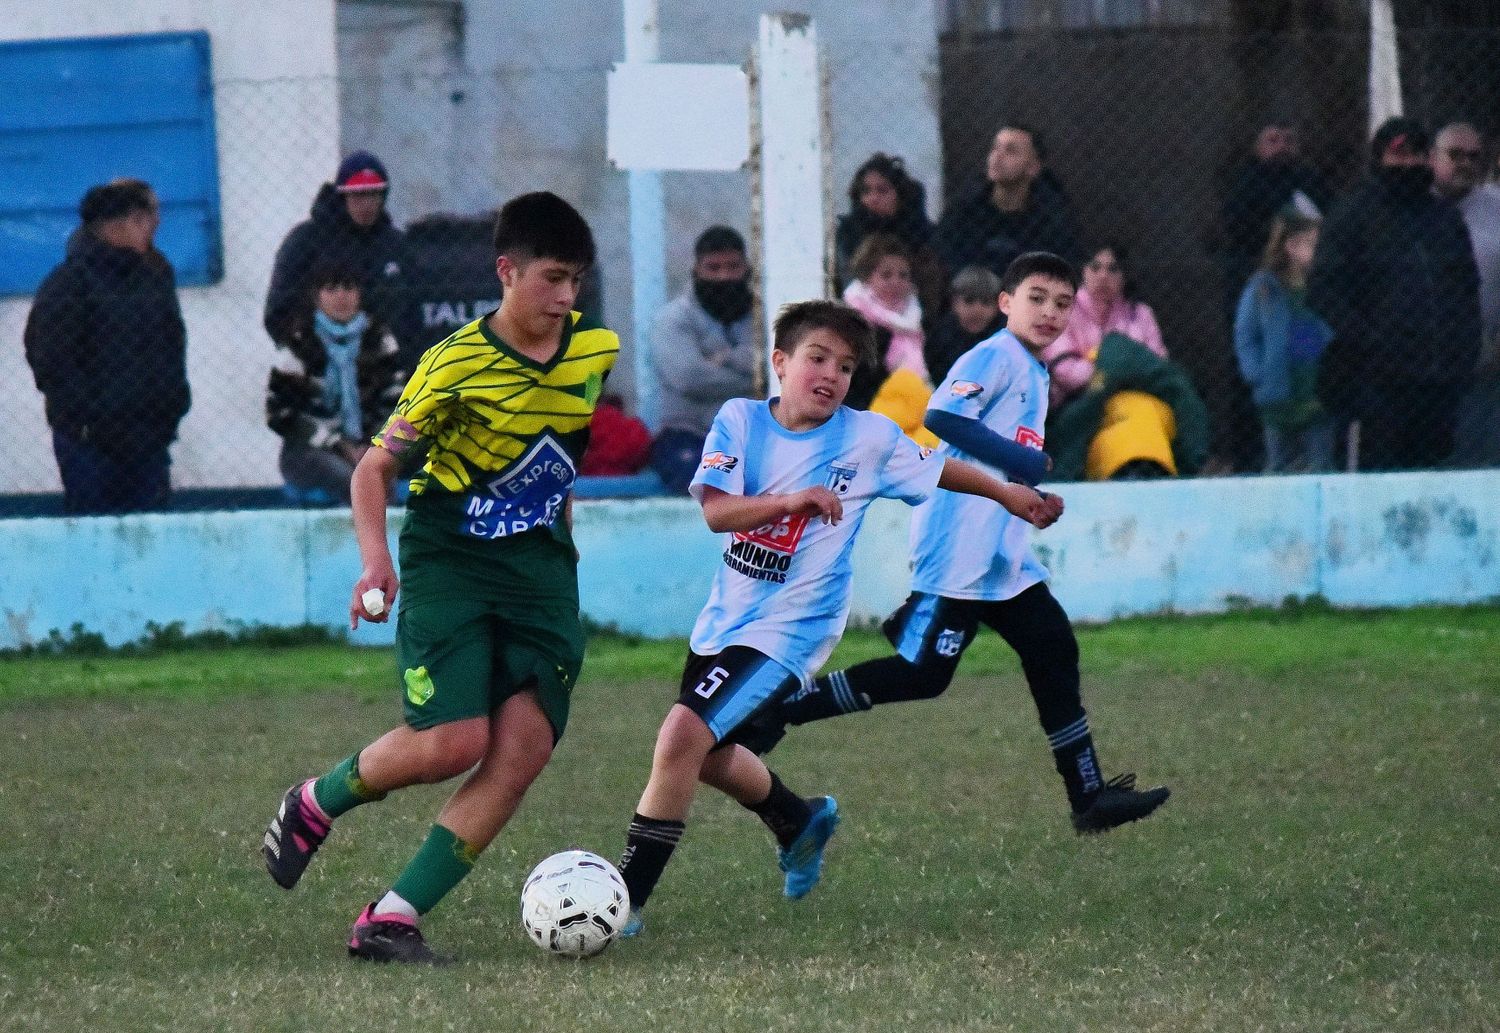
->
[[1042, 242, 1166, 409]]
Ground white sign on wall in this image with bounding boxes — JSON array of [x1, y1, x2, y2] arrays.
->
[[607, 62, 750, 171]]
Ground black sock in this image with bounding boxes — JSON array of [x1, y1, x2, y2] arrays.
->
[[618, 813, 685, 911], [1047, 714, 1103, 812], [744, 772, 813, 848], [780, 670, 872, 726]]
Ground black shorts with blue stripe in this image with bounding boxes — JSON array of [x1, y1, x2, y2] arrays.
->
[[677, 645, 802, 747]]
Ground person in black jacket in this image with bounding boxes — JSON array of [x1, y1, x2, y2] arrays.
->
[[263, 151, 406, 349], [1308, 118, 1482, 470], [933, 124, 1080, 278], [24, 180, 190, 515], [266, 263, 407, 504]]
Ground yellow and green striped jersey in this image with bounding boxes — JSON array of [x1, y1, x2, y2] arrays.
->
[[374, 310, 618, 546]]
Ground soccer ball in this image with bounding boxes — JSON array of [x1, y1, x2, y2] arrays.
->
[[519, 850, 631, 958]]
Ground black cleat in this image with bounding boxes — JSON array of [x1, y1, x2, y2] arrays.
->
[[262, 781, 331, 889], [1071, 773, 1170, 835], [348, 904, 452, 965]]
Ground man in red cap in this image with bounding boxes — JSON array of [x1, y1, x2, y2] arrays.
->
[[264, 150, 407, 354]]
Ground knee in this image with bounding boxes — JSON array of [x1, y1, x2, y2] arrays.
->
[[906, 657, 956, 700], [413, 720, 489, 782], [652, 707, 713, 777]]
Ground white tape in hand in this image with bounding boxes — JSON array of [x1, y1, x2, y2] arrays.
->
[[361, 588, 386, 617]]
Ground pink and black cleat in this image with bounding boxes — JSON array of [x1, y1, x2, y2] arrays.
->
[[262, 780, 331, 889], [348, 903, 450, 965]]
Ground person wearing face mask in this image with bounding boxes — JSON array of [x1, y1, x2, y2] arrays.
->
[[648, 225, 757, 493], [1308, 117, 1481, 471]]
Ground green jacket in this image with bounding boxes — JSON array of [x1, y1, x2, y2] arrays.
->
[[1046, 332, 1210, 481]]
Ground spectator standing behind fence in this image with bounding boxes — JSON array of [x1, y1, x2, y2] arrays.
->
[[1432, 122, 1500, 467], [1308, 118, 1481, 471], [834, 153, 947, 321], [1041, 243, 1166, 412], [926, 266, 1003, 383], [24, 180, 189, 515], [649, 226, 756, 494], [934, 124, 1080, 279], [1233, 210, 1335, 473], [1218, 120, 1331, 309], [266, 264, 407, 504], [264, 151, 406, 350]]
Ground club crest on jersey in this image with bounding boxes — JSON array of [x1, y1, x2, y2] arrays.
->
[[950, 381, 984, 400], [825, 460, 858, 495], [1015, 426, 1044, 449], [461, 434, 576, 540], [701, 451, 739, 473], [935, 628, 965, 657]]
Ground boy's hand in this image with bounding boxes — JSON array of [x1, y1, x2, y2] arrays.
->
[[1036, 491, 1065, 527], [997, 484, 1056, 529], [350, 561, 400, 629], [787, 486, 843, 525]]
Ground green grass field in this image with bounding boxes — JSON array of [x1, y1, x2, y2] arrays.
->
[[1, 606, 1496, 1033]]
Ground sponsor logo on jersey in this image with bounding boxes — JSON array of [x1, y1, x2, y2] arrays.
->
[[935, 628, 965, 657], [701, 450, 739, 472], [1015, 426, 1045, 449], [950, 380, 984, 399], [724, 513, 810, 583], [825, 460, 858, 495], [461, 434, 575, 540]]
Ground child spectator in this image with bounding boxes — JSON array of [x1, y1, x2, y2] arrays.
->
[[1234, 209, 1335, 472], [1041, 242, 1165, 411], [266, 264, 406, 503], [925, 265, 1003, 383], [842, 233, 930, 383]]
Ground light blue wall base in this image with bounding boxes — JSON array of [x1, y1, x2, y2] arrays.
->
[[2, 470, 1496, 651]]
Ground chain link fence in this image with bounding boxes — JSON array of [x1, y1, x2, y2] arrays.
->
[[4, 17, 1498, 516]]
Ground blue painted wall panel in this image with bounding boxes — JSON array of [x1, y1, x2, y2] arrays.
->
[[0, 30, 223, 294], [1, 472, 1496, 651]]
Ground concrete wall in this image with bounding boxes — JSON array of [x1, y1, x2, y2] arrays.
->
[[3, 471, 1495, 651], [338, 0, 946, 406], [0, 0, 341, 493]]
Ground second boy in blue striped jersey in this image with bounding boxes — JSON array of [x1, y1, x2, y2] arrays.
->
[[615, 300, 1061, 938], [759, 252, 1171, 834]]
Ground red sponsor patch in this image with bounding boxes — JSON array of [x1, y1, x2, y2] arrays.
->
[[733, 513, 810, 554], [1015, 426, 1044, 449]]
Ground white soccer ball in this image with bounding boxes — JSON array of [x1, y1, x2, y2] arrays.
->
[[519, 850, 631, 959]]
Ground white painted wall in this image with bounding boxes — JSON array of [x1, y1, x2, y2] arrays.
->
[[0, 0, 340, 493]]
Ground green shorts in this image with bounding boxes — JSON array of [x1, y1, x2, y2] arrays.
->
[[394, 514, 585, 740]]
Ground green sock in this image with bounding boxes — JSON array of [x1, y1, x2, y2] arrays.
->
[[390, 824, 480, 915], [311, 752, 386, 819]]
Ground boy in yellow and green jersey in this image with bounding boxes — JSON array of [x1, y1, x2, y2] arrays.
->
[[262, 192, 619, 964]]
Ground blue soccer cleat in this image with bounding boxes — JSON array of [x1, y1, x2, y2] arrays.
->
[[619, 908, 645, 939], [778, 796, 839, 900]]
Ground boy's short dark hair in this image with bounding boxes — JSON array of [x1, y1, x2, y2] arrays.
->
[[309, 261, 361, 290], [694, 225, 746, 258], [999, 251, 1078, 295], [79, 180, 156, 225], [492, 191, 596, 267], [849, 232, 911, 283], [772, 300, 876, 369]]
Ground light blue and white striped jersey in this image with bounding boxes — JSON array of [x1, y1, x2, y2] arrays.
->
[[689, 398, 944, 678], [910, 328, 1051, 601]]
